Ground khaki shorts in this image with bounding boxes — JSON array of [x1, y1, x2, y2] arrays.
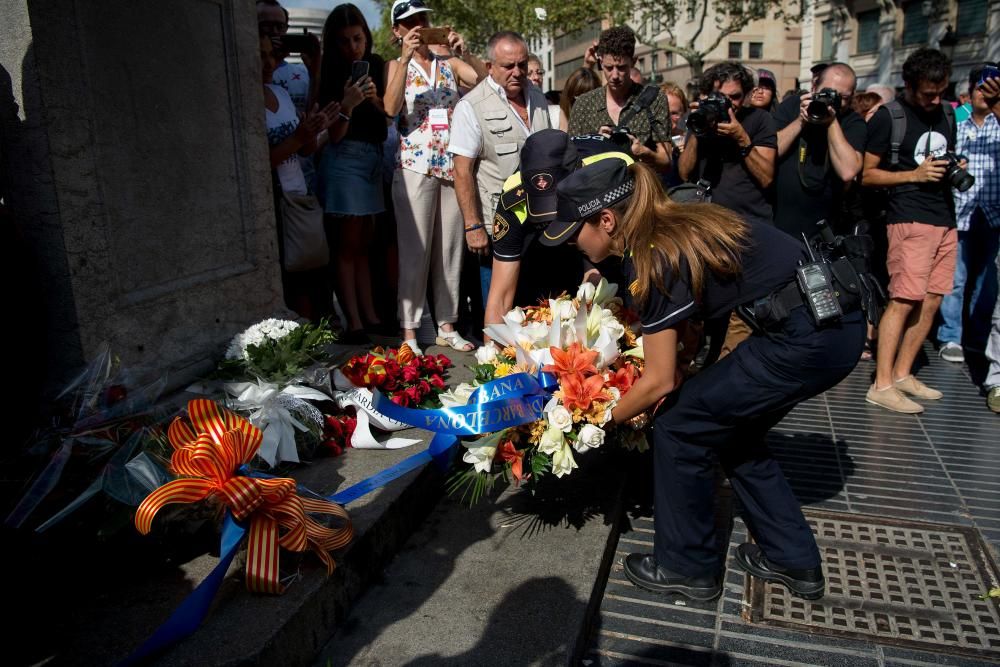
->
[[886, 222, 958, 301]]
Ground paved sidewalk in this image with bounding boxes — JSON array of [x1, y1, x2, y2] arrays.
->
[[589, 346, 1000, 666]]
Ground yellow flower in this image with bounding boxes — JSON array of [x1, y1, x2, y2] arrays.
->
[[493, 363, 514, 378]]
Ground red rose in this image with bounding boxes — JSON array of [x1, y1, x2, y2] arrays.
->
[[418, 379, 431, 395], [437, 354, 452, 368], [404, 385, 423, 403], [401, 365, 420, 383], [391, 392, 410, 406], [429, 374, 445, 390], [384, 360, 401, 377], [344, 417, 357, 437]]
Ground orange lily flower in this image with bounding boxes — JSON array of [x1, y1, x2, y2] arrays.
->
[[497, 440, 525, 483], [560, 372, 607, 412], [608, 364, 638, 394], [543, 343, 599, 378]]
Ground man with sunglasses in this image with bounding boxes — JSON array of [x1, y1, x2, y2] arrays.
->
[[772, 62, 865, 239], [677, 61, 777, 226]]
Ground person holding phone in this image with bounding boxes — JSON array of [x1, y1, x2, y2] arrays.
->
[[383, 0, 487, 354], [317, 3, 389, 345]]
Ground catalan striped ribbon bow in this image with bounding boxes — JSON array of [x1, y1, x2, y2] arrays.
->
[[135, 399, 353, 594]]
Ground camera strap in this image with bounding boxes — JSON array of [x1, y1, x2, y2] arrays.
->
[[617, 85, 662, 146]]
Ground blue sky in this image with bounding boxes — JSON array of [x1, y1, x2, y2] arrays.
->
[[283, 0, 383, 29]]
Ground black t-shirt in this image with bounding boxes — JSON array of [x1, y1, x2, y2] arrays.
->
[[491, 204, 585, 302], [323, 53, 388, 145], [773, 95, 867, 238], [624, 221, 807, 334], [865, 99, 955, 227], [691, 106, 777, 225]]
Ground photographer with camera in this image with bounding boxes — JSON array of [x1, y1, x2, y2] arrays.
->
[[773, 63, 866, 238], [862, 49, 965, 413], [567, 26, 672, 173], [936, 65, 1000, 378], [677, 62, 777, 225]]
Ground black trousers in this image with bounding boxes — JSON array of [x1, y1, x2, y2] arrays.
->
[[653, 307, 865, 576]]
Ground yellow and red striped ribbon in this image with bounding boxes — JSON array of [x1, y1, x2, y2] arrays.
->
[[135, 399, 353, 594]]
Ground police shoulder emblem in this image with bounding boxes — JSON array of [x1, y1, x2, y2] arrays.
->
[[493, 212, 510, 240], [628, 280, 640, 296]]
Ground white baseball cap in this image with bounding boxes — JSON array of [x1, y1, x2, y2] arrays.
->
[[391, 0, 432, 24]]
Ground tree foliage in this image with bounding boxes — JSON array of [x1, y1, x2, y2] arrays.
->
[[369, 0, 796, 77]]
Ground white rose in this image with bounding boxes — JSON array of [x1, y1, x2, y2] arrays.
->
[[475, 345, 498, 364], [576, 282, 597, 304], [521, 321, 550, 344], [607, 387, 621, 402], [574, 424, 606, 452], [538, 425, 565, 455], [557, 299, 577, 320], [462, 440, 497, 473], [551, 442, 579, 477], [546, 405, 573, 433]]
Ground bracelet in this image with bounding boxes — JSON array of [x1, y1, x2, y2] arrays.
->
[[464, 224, 485, 232], [338, 112, 351, 122]]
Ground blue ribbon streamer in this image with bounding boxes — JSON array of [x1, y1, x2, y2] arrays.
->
[[123, 372, 556, 664]]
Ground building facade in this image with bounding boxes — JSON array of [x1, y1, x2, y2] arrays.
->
[[801, 0, 1000, 93]]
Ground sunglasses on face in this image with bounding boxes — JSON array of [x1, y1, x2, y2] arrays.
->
[[392, 0, 427, 23]]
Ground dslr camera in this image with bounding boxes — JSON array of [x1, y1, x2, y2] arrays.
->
[[608, 127, 633, 147], [806, 88, 841, 123], [688, 92, 732, 137], [939, 152, 975, 192]]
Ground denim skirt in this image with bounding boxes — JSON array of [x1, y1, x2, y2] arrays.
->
[[319, 139, 385, 216]]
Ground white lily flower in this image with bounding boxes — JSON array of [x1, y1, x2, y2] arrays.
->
[[576, 281, 596, 304], [462, 440, 497, 473], [546, 405, 573, 433], [538, 425, 565, 455], [551, 442, 579, 477], [439, 383, 476, 408], [574, 424, 606, 452], [593, 278, 619, 306]]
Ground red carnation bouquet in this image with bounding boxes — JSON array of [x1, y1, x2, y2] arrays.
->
[[340, 344, 452, 409]]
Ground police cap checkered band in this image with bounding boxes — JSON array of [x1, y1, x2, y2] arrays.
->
[[539, 157, 634, 246]]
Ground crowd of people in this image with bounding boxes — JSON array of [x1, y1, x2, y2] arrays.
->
[[257, 1, 999, 415]]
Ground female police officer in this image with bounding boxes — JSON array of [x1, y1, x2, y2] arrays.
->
[[539, 157, 864, 601]]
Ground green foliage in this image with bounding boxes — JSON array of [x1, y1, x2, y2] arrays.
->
[[446, 467, 500, 505], [529, 450, 550, 480], [471, 363, 498, 385], [217, 320, 336, 384]]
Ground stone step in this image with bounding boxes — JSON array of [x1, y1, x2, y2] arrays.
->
[[313, 448, 627, 667], [10, 344, 478, 666]]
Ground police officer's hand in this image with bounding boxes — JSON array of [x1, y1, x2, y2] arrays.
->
[[716, 108, 750, 145], [598, 124, 614, 138], [912, 157, 949, 184], [466, 223, 490, 256]]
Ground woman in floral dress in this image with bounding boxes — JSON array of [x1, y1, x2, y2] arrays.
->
[[383, 0, 486, 354]]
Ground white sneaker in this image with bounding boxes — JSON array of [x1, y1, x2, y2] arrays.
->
[[939, 342, 964, 363]]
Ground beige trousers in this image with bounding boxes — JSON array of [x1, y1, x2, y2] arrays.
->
[[393, 168, 464, 330]]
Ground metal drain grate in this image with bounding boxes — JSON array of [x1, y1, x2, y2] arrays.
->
[[746, 511, 1000, 659]]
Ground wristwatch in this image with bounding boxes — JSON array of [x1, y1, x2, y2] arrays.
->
[[738, 142, 754, 159]]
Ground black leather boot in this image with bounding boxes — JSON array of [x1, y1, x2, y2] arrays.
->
[[623, 553, 722, 601], [734, 543, 825, 600]]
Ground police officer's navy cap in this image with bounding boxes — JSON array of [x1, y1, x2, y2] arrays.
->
[[519, 129, 579, 224], [540, 158, 634, 246]]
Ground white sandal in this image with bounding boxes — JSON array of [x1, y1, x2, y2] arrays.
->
[[401, 338, 423, 356], [435, 326, 474, 352]]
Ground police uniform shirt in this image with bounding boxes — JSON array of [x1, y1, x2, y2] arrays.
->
[[624, 221, 807, 334]]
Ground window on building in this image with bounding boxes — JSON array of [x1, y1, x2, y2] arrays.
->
[[729, 41, 742, 59], [957, 0, 988, 37], [821, 20, 835, 60], [547, 52, 551, 70], [901, 1, 929, 46], [652, 52, 659, 72], [554, 20, 602, 52], [667, 52, 675, 67], [555, 57, 585, 81], [749, 42, 763, 59], [687, 0, 697, 21], [639, 57, 646, 72], [856, 9, 879, 54]]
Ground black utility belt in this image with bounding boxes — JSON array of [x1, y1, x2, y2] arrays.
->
[[742, 279, 857, 331]]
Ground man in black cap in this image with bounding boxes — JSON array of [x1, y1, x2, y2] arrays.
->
[[484, 129, 632, 329]]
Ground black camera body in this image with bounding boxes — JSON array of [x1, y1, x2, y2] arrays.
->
[[806, 88, 841, 123], [688, 92, 732, 137], [608, 127, 633, 147], [939, 152, 975, 192]]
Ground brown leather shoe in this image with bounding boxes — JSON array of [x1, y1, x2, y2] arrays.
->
[[866, 384, 924, 414], [894, 375, 943, 400]]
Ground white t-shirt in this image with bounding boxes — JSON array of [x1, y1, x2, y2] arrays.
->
[[448, 77, 539, 159], [272, 61, 310, 114], [265, 84, 308, 195]]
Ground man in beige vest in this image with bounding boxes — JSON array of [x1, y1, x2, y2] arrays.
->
[[449, 30, 551, 302]]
